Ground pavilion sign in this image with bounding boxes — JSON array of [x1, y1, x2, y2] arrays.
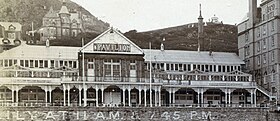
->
[[93, 43, 131, 52]]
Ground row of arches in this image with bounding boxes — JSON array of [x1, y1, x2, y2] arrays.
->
[[0, 85, 260, 107]]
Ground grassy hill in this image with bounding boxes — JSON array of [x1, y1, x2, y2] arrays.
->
[[124, 23, 238, 53]]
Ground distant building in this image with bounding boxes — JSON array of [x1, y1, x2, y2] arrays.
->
[[0, 22, 22, 53], [238, 0, 279, 103], [39, 1, 83, 41]]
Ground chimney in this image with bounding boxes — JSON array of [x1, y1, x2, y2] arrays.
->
[[248, 0, 257, 28]]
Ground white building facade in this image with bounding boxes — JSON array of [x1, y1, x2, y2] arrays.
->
[[0, 28, 266, 108]]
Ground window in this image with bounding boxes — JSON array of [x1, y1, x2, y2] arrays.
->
[[245, 45, 250, 56], [263, 39, 266, 49], [50, 60, 54, 68], [7, 33, 15, 39], [257, 56, 261, 65], [263, 25, 266, 35], [271, 35, 275, 47], [257, 41, 260, 52], [272, 51, 275, 61], [271, 21, 275, 31], [183, 64, 187, 71], [245, 32, 249, 42], [73, 61, 77, 68], [8, 60, 12, 66], [263, 54, 266, 64], [44, 60, 48, 68], [166, 64, 170, 70], [20, 60, 24, 66], [30, 60, 34, 68], [35, 60, 38, 68], [88, 64, 94, 69], [25, 60, 29, 67], [171, 64, 174, 70], [39, 60, 43, 68], [257, 28, 260, 37]]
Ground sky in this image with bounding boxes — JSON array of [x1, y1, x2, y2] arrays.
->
[[71, 0, 261, 32]]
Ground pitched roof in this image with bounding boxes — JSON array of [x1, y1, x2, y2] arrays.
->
[[0, 22, 22, 31], [44, 6, 59, 18], [143, 49, 244, 65], [0, 44, 80, 60], [59, 5, 69, 14]]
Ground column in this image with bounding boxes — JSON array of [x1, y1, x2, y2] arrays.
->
[[228, 92, 231, 107], [201, 88, 204, 107], [49, 89, 52, 104], [198, 92, 201, 106], [79, 86, 82, 106], [11, 88, 14, 103], [172, 90, 175, 106], [96, 88, 99, 107], [138, 89, 141, 106], [155, 91, 158, 107], [16, 90, 19, 106], [128, 86, 131, 107], [159, 89, 161, 106], [201, 91, 204, 107], [83, 85, 87, 107], [101, 88, 104, 106], [250, 89, 254, 107], [253, 89, 256, 107], [169, 88, 172, 106], [225, 91, 228, 107], [45, 87, 48, 107], [144, 87, 147, 107], [63, 87, 66, 106], [149, 88, 152, 107], [122, 88, 126, 106], [67, 85, 70, 106]]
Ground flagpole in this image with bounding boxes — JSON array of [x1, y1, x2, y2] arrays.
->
[[149, 42, 152, 107], [82, 38, 86, 107]]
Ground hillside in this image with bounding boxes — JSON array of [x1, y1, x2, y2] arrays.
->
[[0, 0, 109, 34], [47, 23, 238, 54], [124, 23, 238, 53]]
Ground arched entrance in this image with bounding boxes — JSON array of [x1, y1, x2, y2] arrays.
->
[[130, 87, 139, 107], [86, 87, 96, 106], [52, 87, 63, 106], [70, 86, 79, 106], [175, 88, 197, 106], [0, 86, 12, 103], [160, 89, 169, 106], [19, 86, 45, 104], [104, 85, 121, 107], [231, 89, 250, 107], [203, 89, 225, 107]]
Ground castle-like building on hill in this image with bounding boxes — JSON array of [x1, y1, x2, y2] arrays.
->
[[39, 1, 110, 42], [39, 2, 83, 41]]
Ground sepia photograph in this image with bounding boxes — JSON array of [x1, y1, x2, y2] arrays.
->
[[0, 0, 279, 120]]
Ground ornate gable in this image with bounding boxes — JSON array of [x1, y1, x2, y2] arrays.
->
[[80, 27, 144, 55]]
